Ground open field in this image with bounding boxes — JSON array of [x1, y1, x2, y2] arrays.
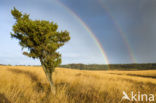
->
[[0, 66, 156, 103]]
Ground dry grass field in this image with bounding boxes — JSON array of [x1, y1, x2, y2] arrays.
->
[[0, 66, 156, 103]]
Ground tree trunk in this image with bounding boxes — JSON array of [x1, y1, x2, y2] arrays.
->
[[40, 59, 55, 93], [42, 65, 56, 94], [46, 72, 53, 88]]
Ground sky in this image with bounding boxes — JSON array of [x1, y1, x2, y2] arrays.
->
[[0, 0, 156, 65]]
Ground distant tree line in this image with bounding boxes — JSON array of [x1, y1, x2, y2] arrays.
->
[[1, 63, 156, 70], [60, 63, 156, 70]]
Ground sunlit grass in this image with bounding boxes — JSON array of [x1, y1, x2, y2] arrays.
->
[[0, 66, 156, 103]]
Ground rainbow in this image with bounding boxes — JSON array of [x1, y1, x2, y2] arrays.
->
[[56, 0, 110, 65], [98, 0, 137, 63]]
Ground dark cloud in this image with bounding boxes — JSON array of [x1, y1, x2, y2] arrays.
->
[[60, 0, 156, 63]]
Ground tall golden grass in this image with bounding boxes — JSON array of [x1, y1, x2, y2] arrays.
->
[[0, 66, 156, 103]]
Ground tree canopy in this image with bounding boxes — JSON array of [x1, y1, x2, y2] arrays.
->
[[11, 7, 70, 89]]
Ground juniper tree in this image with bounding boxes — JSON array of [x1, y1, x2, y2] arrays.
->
[[10, 8, 70, 90]]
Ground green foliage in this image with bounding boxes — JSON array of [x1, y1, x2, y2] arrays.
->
[[61, 63, 156, 70], [11, 7, 70, 87]]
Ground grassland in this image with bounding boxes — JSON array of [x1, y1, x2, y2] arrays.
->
[[0, 66, 156, 103]]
